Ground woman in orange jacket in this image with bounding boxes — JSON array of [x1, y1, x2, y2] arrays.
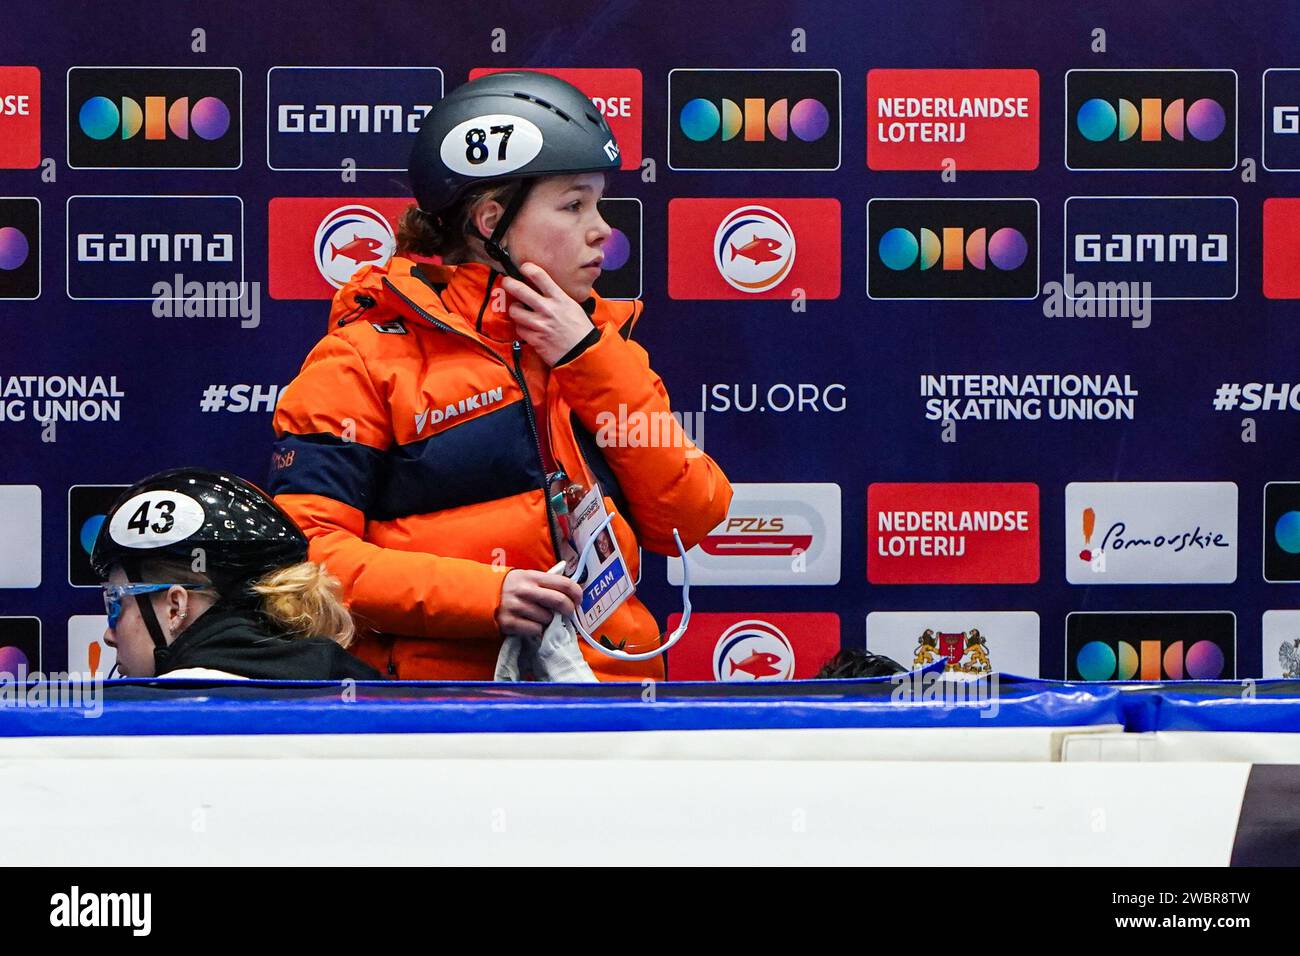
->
[[268, 71, 733, 681]]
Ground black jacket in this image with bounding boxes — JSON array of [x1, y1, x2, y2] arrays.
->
[[154, 602, 384, 680]]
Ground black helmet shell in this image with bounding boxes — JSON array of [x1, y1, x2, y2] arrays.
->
[[90, 467, 308, 584], [409, 70, 620, 217]]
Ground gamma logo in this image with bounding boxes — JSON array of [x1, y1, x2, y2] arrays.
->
[[1064, 196, 1237, 301], [1066, 611, 1235, 680], [68, 66, 241, 169], [668, 68, 840, 171], [867, 198, 1039, 300], [268, 66, 442, 172], [1065, 69, 1236, 171], [1263, 68, 1300, 171]]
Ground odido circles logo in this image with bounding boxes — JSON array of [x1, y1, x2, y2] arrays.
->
[[68, 66, 241, 169]]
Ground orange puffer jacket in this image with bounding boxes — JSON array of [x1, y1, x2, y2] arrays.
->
[[268, 255, 733, 681]]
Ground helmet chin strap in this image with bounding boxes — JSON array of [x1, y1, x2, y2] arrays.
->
[[121, 557, 171, 651], [475, 178, 536, 284]]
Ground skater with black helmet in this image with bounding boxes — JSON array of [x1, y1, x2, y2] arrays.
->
[[92, 467, 382, 680]]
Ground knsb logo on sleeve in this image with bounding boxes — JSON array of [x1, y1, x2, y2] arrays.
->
[[867, 69, 1039, 170], [471, 67, 642, 168], [867, 482, 1039, 584], [268, 197, 413, 300], [68, 66, 241, 169], [1065, 482, 1237, 584], [1065, 69, 1236, 171], [1064, 196, 1237, 301], [1066, 611, 1235, 680], [866, 611, 1041, 679], [668, 198, 840, 300], [267, 66, 442, 172], [0, 67, 40, 168], [665, 612, 840, 681], [668, 482, 841, 586]]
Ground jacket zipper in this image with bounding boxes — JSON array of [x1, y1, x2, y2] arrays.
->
[[381, 277, 562, 562]]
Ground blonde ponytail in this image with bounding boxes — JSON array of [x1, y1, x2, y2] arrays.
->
[[250, 561, 355, 648]]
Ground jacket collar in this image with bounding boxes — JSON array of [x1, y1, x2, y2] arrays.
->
[[369, 257, 604, 343]]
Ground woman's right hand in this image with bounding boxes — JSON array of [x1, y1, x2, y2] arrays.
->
[[495, 569, 584, 639]]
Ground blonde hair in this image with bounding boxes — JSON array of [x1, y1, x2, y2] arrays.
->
[[139, 558, 355, 648], [250, 561, 356, 648]]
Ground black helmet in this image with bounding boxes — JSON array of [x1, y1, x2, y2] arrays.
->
[[90, 467, 308, 586], [408, 71, 620, 279], [410, 70, 619, 216]]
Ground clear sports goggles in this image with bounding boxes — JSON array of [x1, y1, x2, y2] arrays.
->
[[560, 511, 691, 662], [102, 582, 212, 630]]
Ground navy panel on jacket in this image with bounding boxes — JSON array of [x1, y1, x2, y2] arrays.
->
[[267, 432, 386, 512], [371, 399, 546, 520]]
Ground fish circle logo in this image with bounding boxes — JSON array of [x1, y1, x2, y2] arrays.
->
[[1076, 97, 1225, 142], [79, 95, 231, 141], [713, 205, 796, 293], [314, 205, 396, 289], [712, 619, 796, 681]]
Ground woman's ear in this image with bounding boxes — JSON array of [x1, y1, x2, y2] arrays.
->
[[165, 585, 190, 639], [471, 198, 504, 240]]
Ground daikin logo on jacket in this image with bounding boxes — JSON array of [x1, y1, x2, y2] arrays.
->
[[414, 387, 505, 435]]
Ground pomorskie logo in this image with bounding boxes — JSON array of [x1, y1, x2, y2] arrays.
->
[[712, 619, 795, 681], [313, 204, 396, 289], [414, 386, 504, 435], [50, 886, 151, 936], [1066, 482, 1237, 584], [668, 482, 841, 585], [713, 204, 794, 293], [1063, 196, 1237, 301]]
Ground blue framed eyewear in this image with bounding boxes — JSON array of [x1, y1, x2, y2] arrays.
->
[[102, 583, 213, 630]]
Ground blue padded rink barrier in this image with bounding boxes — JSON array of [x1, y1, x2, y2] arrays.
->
[[3, 673, 1300, 865]]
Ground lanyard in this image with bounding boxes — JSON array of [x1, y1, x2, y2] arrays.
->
[[553, 510, 692, 662]]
